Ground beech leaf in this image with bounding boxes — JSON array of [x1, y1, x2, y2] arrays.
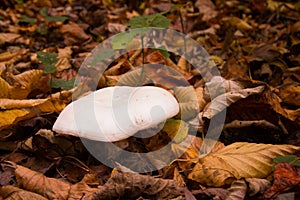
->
[[188, 142, 299, 187]]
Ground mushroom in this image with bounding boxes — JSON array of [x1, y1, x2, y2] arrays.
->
[[53, 86, 179, 142]]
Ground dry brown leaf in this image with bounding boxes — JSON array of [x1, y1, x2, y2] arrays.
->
[[226, 179, 247, 200], [188, 142, 299, 187], [14, 164, 98, 200], [0, 185, 48, 200], [55, 46, 73, 72], [276, 84, 300, 107], [246, 178, 271, 196], [0, 33, 21, 45], [195, 0, 217, 21], [173, 167, 186, 187], [92, 172, 184, 200], [202, 85, 265, 119], [263, 162, 300, 199], [60, 22, 91, 45]]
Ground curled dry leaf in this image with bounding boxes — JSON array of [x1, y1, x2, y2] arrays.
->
[[276, 84, 300, 107], [174, 86, 199, 120], [0, 69, 44, 99], [55, 46, 73, 72], [92, 172, 184, 200], [263, 162, 300, 199], [245, 178, 271, 196], [14, 164, 99, 200], [202, 85, 265, 119], [0, 185, 48, 200], [226, 179, 247, 200], [188, 142, 299, 187], [0, 90, 72, 131]]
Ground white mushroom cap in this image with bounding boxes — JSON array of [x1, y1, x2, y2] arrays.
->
[[53, 86, 179, 142]]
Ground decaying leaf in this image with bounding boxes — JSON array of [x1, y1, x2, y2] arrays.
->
[[174, 86, 199, 120], [188, 142, 299, 187], [162, 119, 189, 143], [0, 69, 44, 99], [276, 84, 300, 107], [226, 179, 247, 200], [0, 185, 48, 200], [263, 162, 300, 199], [246, 178, 271, 196], [0, 90, 72, 131], [92, 172, 184, 200], [202, 85, 265, 119], [14, 164, 99, 200]]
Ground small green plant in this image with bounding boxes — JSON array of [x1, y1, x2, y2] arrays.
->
[[19, 7, 68, 35], [272, 155, 300, 171], [37, 51, 75, 90], [111, 11, 173, 86]]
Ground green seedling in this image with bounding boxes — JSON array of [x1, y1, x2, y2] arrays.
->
[[272, 155, 300, 171], [37, 51, 75, 90]]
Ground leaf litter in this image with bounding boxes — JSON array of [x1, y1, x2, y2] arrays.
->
[[0, 0, 300, 200]]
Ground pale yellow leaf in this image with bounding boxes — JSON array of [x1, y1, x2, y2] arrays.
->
[[0, 109, 34, 131], [0, 76, 12, 98], [174, 86, 199, 120], [188, 142, 299, 187]]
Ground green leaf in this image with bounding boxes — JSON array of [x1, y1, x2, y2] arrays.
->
[[294, 160, 300, 166], [91, 49, 115, 66], [37, 52, 58, 73], [37, 52, 58, 66], [45, 15, 68, 22], [146, 14, 171, 28], [273, 155, 297, 164], [44, 65, 57, 74], [156, 46, 170, 59], [50, 78, 75, 90], [19, 15, 37, 24], [127, 14, 170, 29], [112, 29, 146, 49], [40, 7, 48, 16], [112, 31, 135, 49]]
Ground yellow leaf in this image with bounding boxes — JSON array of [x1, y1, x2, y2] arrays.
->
[[0, 69, 43, 99], [277, 84, 300, 107], [0, 109, 34, 131], [0, 76, 12, 98], [162, 119, 189, 143], [0, 90, 72, 131], [188, 142, 299, 187]]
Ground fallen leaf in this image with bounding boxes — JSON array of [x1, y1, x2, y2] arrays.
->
[[202, 85, 265, 119], [195, 0, 217, 21], [55, 46, 73, 72], [174, 86, 199, 120], [276, 84, 300, 107], [0, 90, 72, 131], [263, 162, 300, 199], [0, 185, 48, 200], [226, 179, 247, 200], [0, 69, 44, 99], [92, 172, 184, 200], [14, 164, 98, 200], [188, 142, 299, 187], [246, 178, 271, 196]]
